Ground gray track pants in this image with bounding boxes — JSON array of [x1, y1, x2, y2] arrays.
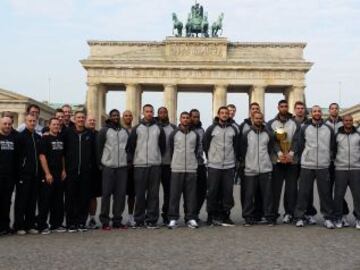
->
[[334, 170, 360, 220], [100, 167, 128, 225], [294, 168, 334, 220], [168, 172, 197, 221], [134, 166, 161, 224]]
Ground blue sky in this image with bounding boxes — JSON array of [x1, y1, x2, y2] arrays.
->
[[1, 0, 359, 126]]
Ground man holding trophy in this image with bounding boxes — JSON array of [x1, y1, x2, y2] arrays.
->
[[267, 100, 300, 224]]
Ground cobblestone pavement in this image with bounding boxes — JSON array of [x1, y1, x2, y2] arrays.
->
[[1, 188, 359, 270]]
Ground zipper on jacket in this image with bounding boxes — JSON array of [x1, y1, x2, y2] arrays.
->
[[347, 135, 350, 170], [146, 126, 149, 166], [223, 128, 226, 168], [32, 133, 38, 176], [316, 125, 319, 168], [78, 134, 82, 175], [185, 132, 187, 172], [117, 130, 120, 167], [257, 130, 260, 174]]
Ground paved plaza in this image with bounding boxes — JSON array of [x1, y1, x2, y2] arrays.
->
[[1, 188, 359, 270]]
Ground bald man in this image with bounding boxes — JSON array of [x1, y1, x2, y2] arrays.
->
[[86, 115, 101, 229], [122, 110, 136, 226], [294, 106, 336, 229], [0, 116, 18, 235]]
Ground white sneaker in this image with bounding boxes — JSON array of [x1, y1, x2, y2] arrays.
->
[[296, 219, 304, 227], [335, 219, 343, 229], [355, 220, 360, 230], [16, 230, 27, 235], [324, 219, 335, 229], [305, 215, 317, 225], [282, 214, 293, 224], [41, 228, 51, 235], [187, 219, 199, 229], [54, 226, 67, 233], [342, 215, 350, 227], [127, 215, 136, 227], [28, 228, 39, 234], [168, 220, 177, 229]]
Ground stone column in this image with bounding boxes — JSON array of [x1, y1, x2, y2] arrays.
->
[[212, 85, 228, 117], [126, 84, 141, 125], [86, 83, 99, 124], [163, 84, 178, 123], [96, 85, 106, 128], [287, 85, 305, 114], [249, 85, 266, 114], [17, 112, 25, 128]]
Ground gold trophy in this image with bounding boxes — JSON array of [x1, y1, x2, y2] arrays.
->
[[274, 128, 291, 163]]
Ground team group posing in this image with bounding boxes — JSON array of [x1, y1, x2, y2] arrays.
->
[[0, 99, 360, 236]]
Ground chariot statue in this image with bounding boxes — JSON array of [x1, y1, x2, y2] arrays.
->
[[171, 2, 223, 38]]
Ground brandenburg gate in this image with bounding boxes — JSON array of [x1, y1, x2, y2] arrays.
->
[[80, 5, 312, 128]]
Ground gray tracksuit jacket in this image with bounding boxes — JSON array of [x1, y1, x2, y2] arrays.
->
[[240, 125, 274, 176], [239, 118, 252, 139], [203, 117, 238, 170], [297, 120, 335, 170], [267, 113, 300, 164], [325, 117, 343, 134], [334, 126, 360, 170], [157, 120, 177, 165], [126, 118, 166, 167], [169, 126, 200, 173], [192, 122, 205, 166], [97, 121, 129, 168]]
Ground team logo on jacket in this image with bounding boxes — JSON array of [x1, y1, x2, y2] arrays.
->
[[0, 140, 14, 150]]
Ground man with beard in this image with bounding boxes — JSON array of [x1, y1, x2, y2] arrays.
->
[[97, 109, 129, 230], [122, 110, 135, 227], [168, 112, 200, 229], [203, 106, 238, 227], [189, 109, 207, 222], [241, 111, 275, 226], [294, 106, 335, 229], [267, 100, 300, 223], [156, 107, 177, 225], [126, 104, 166, 228], [292, 101, 317, 225], [325, 102, 349, 227], [333, 114, 360, 229], [239, 102, 264, 223]]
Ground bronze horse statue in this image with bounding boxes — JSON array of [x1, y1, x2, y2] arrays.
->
[[172, 13, 183, 37], [211, 13, 224, 37]]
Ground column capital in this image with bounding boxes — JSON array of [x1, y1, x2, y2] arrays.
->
[[214, 84, 228, 90], [163, 84, 177, 89], [86, 82, 99, 87]]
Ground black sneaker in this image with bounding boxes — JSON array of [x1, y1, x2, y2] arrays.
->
[[212, 219, 223, 226], [221, 217, 235, 227], [87, 218, 98, 230], [131, 222, 144, 229], [266, 220, 277, 227], [146, 222, 160, 229], [78, 224, 88, 232], [206, 215, 213, 226], [67, 225, 78, 233]]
